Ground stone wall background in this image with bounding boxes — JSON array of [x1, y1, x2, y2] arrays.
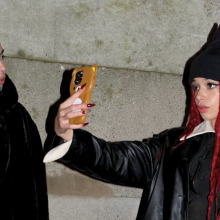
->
[[1, 0, 220, 219]]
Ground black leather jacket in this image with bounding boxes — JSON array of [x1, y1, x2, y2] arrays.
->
[[54, 127, 214, 220]]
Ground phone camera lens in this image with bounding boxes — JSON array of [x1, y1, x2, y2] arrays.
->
[[75, 71, 83, 85], [76, 74, 81, 80], [78, 71, 83, 76], [75, 79, 81, 85], [75, 71, 84, 85]]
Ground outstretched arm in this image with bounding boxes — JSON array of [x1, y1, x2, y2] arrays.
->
[[52, 128, 163, 188], [53, 85, 164, 188]]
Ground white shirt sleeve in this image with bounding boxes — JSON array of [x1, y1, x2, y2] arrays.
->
[[43, 140, 72, 163]]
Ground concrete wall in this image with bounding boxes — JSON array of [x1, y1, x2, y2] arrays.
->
[[2, 0, 220, 74], [2, 0, 220, 219]]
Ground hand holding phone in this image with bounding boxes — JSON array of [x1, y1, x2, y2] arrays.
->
[[69, 65, 97, 124]]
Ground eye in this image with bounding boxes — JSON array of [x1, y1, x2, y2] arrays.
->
[[191, 84, 199, 91], [207, 83, 219, 89], [0, 55, 5, 60]]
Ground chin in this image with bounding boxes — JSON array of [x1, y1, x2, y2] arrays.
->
[[200, 112, 216, 121]]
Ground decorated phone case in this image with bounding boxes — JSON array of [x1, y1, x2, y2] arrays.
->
[[69, 64, 97, 124]]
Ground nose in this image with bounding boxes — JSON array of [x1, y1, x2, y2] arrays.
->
[[195, 87, 206, 102], [0, 60, 6, 74]]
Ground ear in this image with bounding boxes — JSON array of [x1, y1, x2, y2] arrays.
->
[[72, 68, 79, 76], [91, 65, 97, 73]]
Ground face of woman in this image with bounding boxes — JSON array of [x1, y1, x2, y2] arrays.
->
[[191, 77, 219, 128]]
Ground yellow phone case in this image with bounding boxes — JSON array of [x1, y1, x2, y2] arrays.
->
[[69, 64, 97, 124]]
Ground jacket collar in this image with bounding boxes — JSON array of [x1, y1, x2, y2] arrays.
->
[[0, 74, 18, 116], [0, 74, 18, 183], [180, 120, 215, 141]]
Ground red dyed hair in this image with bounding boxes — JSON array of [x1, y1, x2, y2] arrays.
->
[[173, 88, 201, 149], [180, 85, 220, 220], [207, 84, 220, 220]]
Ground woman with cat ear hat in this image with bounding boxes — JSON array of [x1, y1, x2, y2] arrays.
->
[[46, 25, 220, 220]]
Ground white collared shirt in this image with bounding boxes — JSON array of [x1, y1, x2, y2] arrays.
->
[[180, 120, 215, 141], [43, 139, 72, 163]]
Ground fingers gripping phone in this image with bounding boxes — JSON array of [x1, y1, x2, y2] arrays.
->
[[69, 64, 97, 124]]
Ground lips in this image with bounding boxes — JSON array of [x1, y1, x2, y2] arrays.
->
[[197, 105, 210, 113], [0, 76, 5, 85]]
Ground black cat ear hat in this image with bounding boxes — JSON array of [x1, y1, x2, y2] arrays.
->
[[189, 25, 220, 83]]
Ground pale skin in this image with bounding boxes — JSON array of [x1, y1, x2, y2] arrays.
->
[[55, 77, 220, 141], [191, 77, 219, 129], [54, 86, 95, 141], [0, 44, 6, 91]]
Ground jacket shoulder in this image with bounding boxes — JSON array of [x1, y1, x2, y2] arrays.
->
[[11, 102, 37, 131], [142, 127, 185, 148], [158, 127, 185, 139], [13, 102, 33, 119], [14, 102, 28, 112]]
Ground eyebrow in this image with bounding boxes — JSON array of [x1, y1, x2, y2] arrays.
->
[[192, 78, 219, 85], [0, 49, 4, 56], [192, 78, 209, 82]]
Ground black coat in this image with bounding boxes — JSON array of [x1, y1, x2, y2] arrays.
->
[[54, 127, 217, 220], [0, 75, 49, 220]]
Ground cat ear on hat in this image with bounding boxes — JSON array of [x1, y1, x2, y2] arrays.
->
[[211, 24, 220, 43], [207, 23, 220, 46], [189, 23, 220, 83]]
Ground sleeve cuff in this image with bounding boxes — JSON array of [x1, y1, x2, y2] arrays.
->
[[43, 135, 72, 163]]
